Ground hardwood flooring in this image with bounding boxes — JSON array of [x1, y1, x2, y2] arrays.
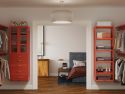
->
[[0, 77, 125, 94]]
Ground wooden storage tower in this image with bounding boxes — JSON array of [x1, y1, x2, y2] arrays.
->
[[9, 26, 30, 81], [94, 26, 114, 82]]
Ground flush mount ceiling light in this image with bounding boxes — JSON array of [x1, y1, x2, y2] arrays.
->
[[51, 0, 73, 24], [51, 10, 73, 24]]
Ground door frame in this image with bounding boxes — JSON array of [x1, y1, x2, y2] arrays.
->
[[32, 21, 93, 89]]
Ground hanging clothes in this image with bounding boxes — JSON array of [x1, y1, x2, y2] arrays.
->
[[0, 30, 8, 55], [122, 63, 125, 84], [115, 32, 125, 52], [115, 58, 125, 84], [0, 58, 10, 86], [115, 58, 122, 81], [3, 32, 8, 54], [0, 34, 2, 48], [115, 25, 125, 85]]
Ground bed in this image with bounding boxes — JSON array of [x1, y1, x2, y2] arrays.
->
[[67, 52, 86, 83]]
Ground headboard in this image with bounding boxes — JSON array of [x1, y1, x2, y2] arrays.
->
[[69, 52, 86, 68]]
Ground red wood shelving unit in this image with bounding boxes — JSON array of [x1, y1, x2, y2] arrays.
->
[[9, 26, 30, 81], [94, 26, 114, 82]]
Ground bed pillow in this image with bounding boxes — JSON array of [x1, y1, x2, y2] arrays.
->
[[73, 60, 86, 67]]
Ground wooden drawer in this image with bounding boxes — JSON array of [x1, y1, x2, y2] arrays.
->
[[10, 75, 29, 81], [10, 64, 28, 77]]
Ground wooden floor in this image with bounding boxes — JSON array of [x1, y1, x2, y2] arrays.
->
[[0, 77, 125, 94]]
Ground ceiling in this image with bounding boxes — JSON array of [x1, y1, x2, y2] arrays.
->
[[0, 0, 125, 7]]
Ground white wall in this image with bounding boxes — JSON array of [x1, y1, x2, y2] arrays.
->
[[0, 7, 125, 25], [0, 7, 125, 90], [43, 25, 86, 76]]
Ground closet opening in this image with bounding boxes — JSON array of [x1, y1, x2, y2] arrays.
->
[[36, 24, 87, 90]]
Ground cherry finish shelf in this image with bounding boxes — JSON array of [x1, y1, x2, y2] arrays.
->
[[96, 61, 113, 63], [116, 24, 125, 31], [95, 26, 113, 29], [95, 80, 114, 82], [117, 51, 125, 56], [94, 26, 114, 82], [96, 38, 112, 40], [96, 50, 113, 52], [96, 72, 113, 75]]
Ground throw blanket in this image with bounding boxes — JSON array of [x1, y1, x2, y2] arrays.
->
[[67, 66, 86, 79]]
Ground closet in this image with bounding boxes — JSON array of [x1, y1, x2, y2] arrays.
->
[[93, 24, 125, 85], [93, 26, 114, 82], [0, 24, 9, 86], [9, 26, 30, 81], [115, 25, 125, 85]]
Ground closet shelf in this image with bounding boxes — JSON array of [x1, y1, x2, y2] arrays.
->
[[116, 50, 125, 57], [96, 38, 112, 40], [116, 24, 125, 31], [95, 80, 113, 82], [94, 26, 114, 82], [118, 52, 125, 56], [96, 72, 113, 75], [96, 50, 113, 52], [95, 26, 113, 29], [0, 24, 8, 30], [96, 61, 113, 63]]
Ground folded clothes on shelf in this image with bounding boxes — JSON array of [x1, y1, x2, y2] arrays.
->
[[96, 46, 111, 49], [97, 75, 112, 80], [96, 57, 112, 61]]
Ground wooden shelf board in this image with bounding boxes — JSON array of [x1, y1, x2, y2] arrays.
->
[[95, 80, 114, 82], [96, 38, 112, 40], [96, 72, 113, 75], [96, 50, 113, 52], [96, 61, 113, 63], [95, 26, 113, 28], [117, 52, 125, 56]]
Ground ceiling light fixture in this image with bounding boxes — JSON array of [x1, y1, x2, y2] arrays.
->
[[51, 0, 73, 24]]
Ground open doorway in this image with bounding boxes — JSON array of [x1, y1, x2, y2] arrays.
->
[[32, 21, 93, 90], [36, 25, 86, 89]]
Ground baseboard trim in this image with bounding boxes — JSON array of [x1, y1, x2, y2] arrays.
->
[[49, 73, 58, 76], [0, 85, 34, 90], [90, 84, 125, 90]]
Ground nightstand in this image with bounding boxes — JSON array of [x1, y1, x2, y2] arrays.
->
[[38, 59, 49, 77], [58, 68, 71, 84]]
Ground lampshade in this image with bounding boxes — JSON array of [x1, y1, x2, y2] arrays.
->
[[51, 10, 73, 24]]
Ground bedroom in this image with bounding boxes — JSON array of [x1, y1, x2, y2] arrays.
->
[[37, 25, 87, 87]]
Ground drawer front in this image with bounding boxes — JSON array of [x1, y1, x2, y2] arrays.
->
[[10, 70, 28, 75], [10, 64, 28, 70], [10, 64, 29, 81], [10, 75, 29, 81], [10, 54, 29, 64]]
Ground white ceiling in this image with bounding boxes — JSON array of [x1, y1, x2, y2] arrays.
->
[[0, 0, 125, 7]]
